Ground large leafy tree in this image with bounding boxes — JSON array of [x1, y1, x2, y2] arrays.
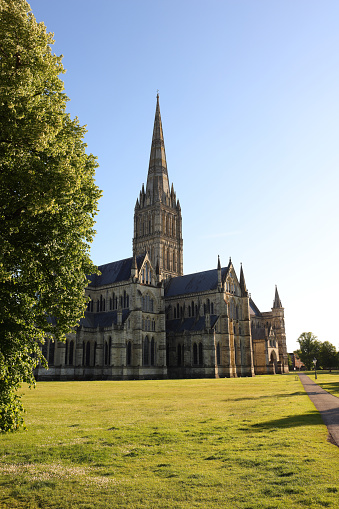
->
[[0, 0, 101, 431], [296, 332, 321, 370], [318, 341, 338, 371]]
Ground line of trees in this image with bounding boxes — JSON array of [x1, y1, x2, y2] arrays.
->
[[295, 332, 338, 371]]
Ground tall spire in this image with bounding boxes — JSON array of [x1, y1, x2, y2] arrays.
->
[[273, 285, 282, 308], [240, 263, 248, 297], [133, 95, 183, 279], [146, 94, 170, 198]]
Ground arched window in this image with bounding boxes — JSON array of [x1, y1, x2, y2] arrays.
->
[[48, 340, 55, 366], [65, 340, 68, 365], [127, 341, 132, 366], [108, 336, 112, 365], [104, 341, 108, 365], [94, 342, 97, 366], [86, 342, 91, 366], [240, 339, 245, 365], [216, 342, 221, 365], [211, 302, 214, 314], [178, 344, 182, 366], [69, 340, 74, 366], [193, 343, 198, 365], [174, 308, 176, 319], [151, 337, 155, 366], [191, 301, 195, 317], [199, 343, 203, 366], [144, 336, 149, 366]]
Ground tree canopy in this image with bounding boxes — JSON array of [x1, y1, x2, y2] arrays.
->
[[296, 332, 321, 370], [0, 0, 101, 431], [318, 341, 338, 371]]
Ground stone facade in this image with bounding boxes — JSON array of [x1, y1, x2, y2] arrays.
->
[[35, 96, 288, 381]]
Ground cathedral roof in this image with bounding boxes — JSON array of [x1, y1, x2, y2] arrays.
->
[[80, 310, 130, 328], [88, 254, 145, 287], [166, 314, 219, 333], [165, 266, 229, 297], [251, 327, 267, 340], [249, 297, 262, 317]]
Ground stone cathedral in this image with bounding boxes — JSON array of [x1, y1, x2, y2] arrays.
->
[[35, 96, 288, 381]]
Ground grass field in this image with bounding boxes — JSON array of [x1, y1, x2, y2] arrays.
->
[[0, 374, 338, 509], [307, 371, 339, 397]]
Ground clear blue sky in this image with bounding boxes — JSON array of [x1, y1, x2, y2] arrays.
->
[[29, 0, 339, 352]]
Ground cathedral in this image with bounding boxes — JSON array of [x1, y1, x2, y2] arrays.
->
[[35, 96, 288, 381]]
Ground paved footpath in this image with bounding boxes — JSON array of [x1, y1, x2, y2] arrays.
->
[[299, 373, 339, 447]]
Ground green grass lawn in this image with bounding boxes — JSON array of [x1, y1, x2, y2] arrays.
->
[[0, 374, 338, 509], [306, 370, 339, 397]]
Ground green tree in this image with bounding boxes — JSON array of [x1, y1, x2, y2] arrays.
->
[[296, 332, 321, 370], [288, 353, 293, 370], [0, 0, 101, 431], [319, 341, 337, 372]]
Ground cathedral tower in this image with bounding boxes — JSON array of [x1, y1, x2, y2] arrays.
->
[[133, 95, 183, 279]]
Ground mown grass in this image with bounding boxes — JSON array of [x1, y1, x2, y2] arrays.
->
[[306, 370, 339, 397], [0, 374, 338, 509]]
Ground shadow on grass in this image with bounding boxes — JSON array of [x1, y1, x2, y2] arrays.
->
[[250, 410, 321, 431], [316, 382, 339, 395], [228, 391, 305, 402]]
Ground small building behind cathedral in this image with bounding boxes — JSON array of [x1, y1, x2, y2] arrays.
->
[[35, 96, 288, 381]]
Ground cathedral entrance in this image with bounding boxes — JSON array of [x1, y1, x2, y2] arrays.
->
[[270, 351, 278, 374]]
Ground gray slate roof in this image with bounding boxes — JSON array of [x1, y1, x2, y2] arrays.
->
[[88, 254, 145, 287], [166, 314, 218, 333], [249, 298, 262, 317], [165, 267, 229, 297], [79, 310, 130, 328], [251, 327, 267, 340]]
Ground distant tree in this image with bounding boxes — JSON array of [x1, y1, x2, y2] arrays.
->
[[319, 341, 338, 372], [288, 354, 293, 370], [296, 333, 321, 370], [0, 0, 101, 431]]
